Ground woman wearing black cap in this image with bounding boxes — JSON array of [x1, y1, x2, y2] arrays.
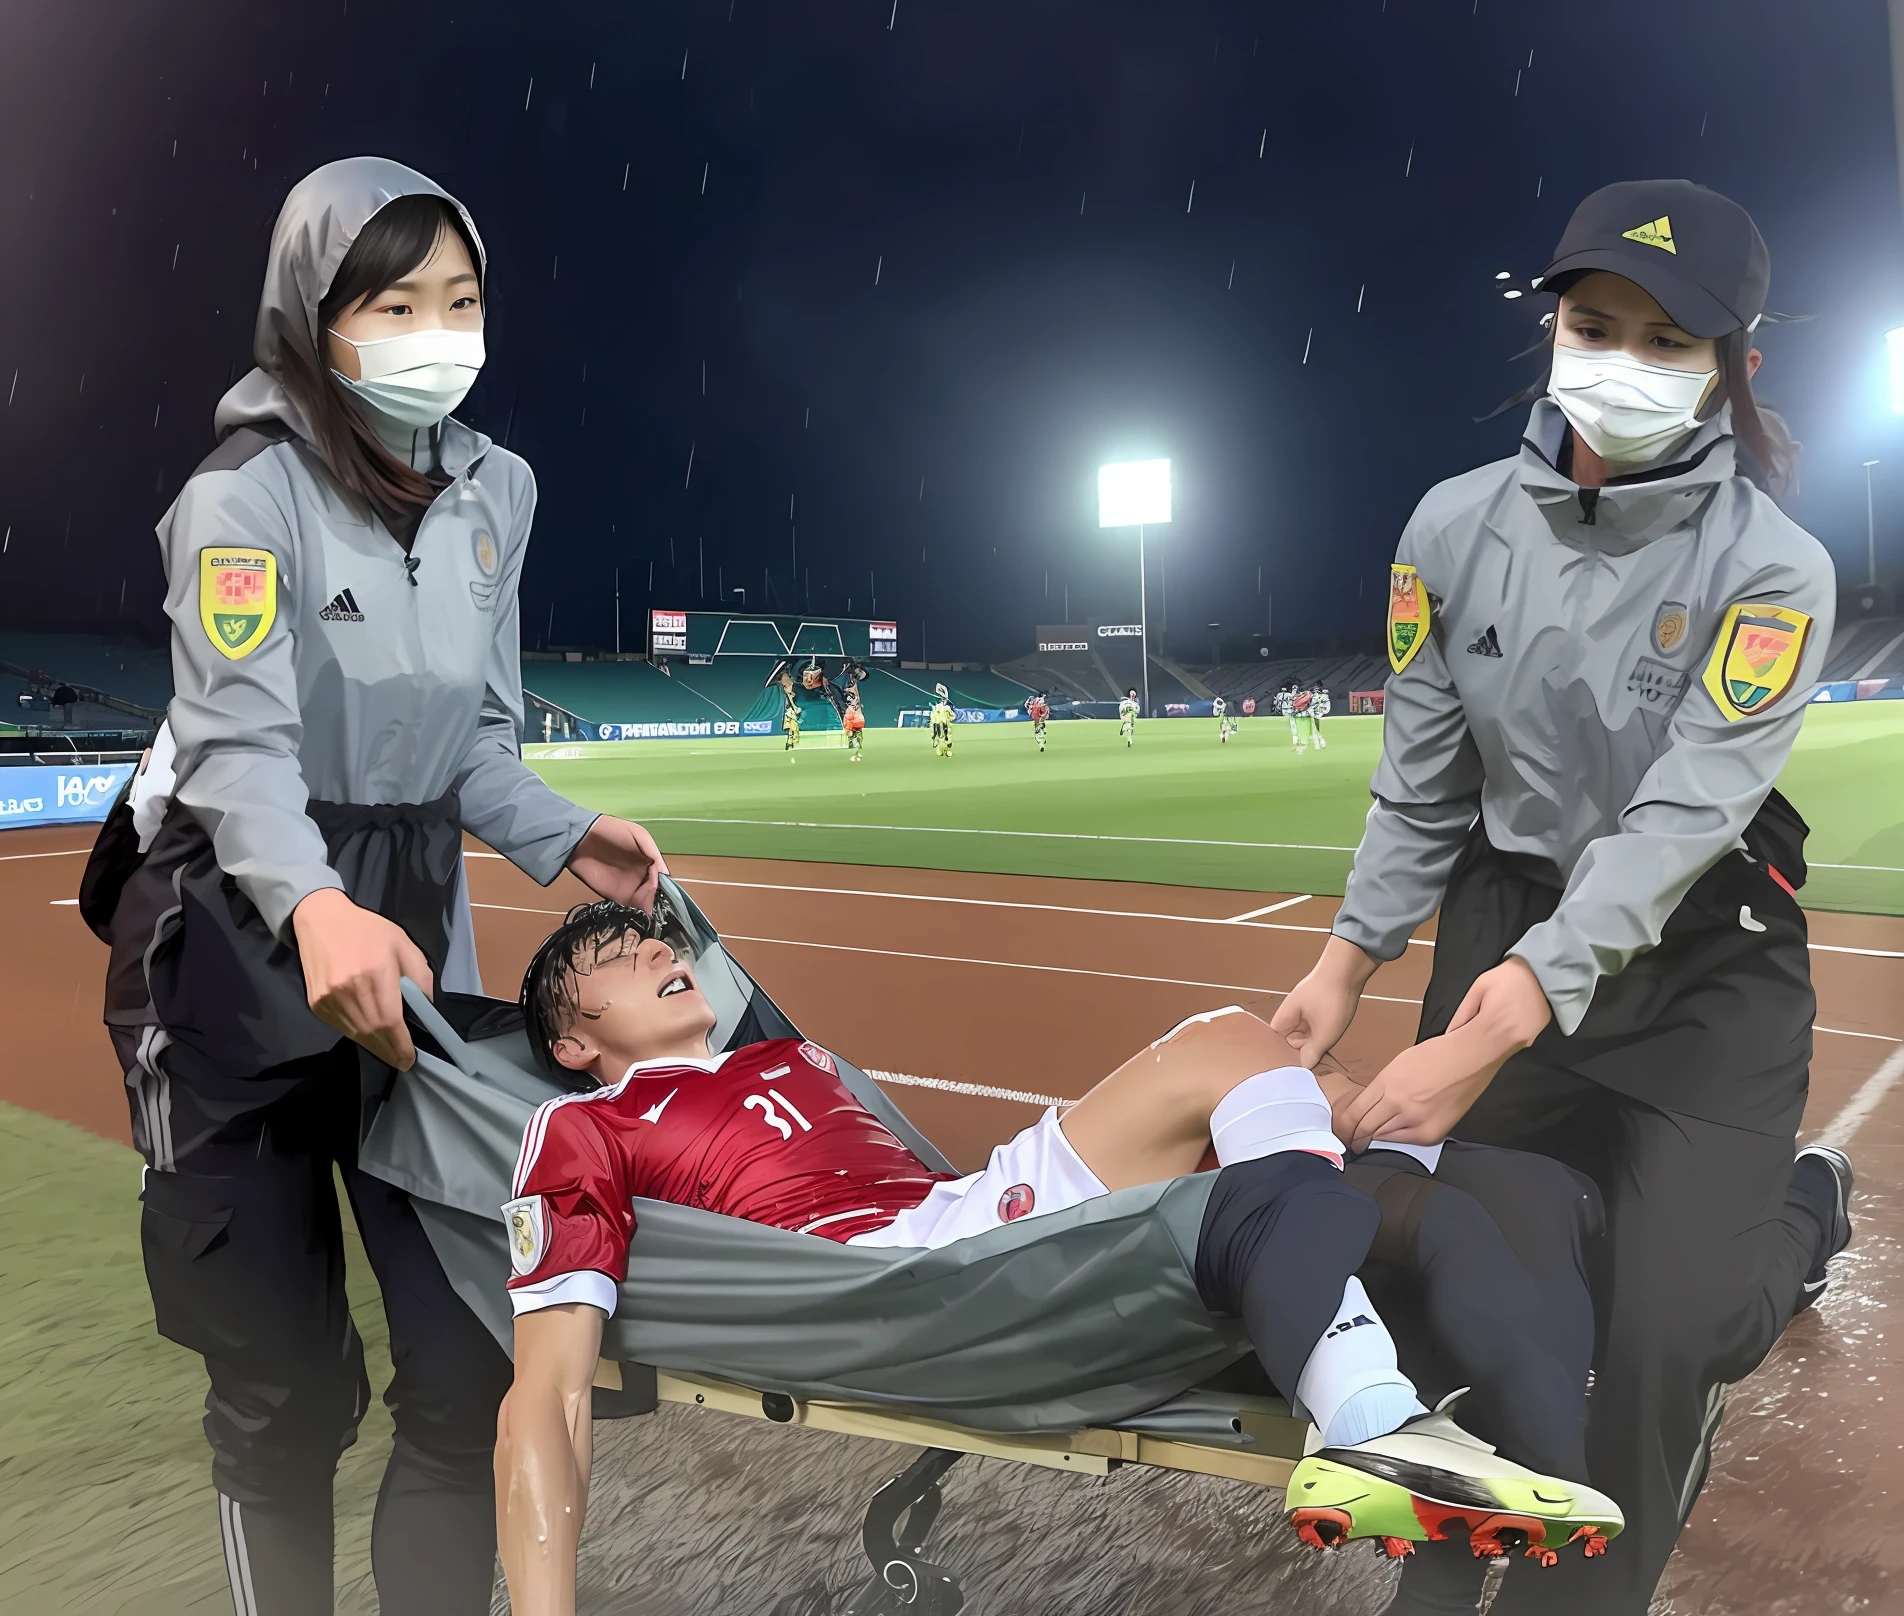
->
[[1274, 179, 1853, 1613]]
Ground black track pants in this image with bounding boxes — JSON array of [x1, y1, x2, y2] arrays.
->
[[137, 1043, 511, 1615], [1347, 1141, 1598, 1482], [1383, 834, 1819, 1616]]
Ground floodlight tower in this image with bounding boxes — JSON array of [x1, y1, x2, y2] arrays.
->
[[1097, 458, 1172, 717]]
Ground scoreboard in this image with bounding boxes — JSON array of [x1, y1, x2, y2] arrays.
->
[[648, 609, 899, 661]]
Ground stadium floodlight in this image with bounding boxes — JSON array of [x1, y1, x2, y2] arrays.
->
[[1098, 459, 1172, 528], [1098, 459, 1172, 716], [1888, 328, 1904, 415]]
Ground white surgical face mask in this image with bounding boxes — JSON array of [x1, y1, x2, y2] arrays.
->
[[328, 325, 485, 430], [1547, 342, 1717, 467]]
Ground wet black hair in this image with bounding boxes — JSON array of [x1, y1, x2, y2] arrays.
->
[[519, 896, 686, 1081], [276, 193, 484, 530]]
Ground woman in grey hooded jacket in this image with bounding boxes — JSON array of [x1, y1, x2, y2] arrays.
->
[[1274, 180, 1850, 1615], [91, 157, 664, 1615]]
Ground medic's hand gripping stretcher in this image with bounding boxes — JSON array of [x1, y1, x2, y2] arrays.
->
[[354, 878, 1542, 1612]]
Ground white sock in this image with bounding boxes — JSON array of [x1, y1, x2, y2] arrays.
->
[[1365, 1139, 1443, 1173], [1295, 1277, 1426, 1447], [1209, 1067, 1344, 1166]]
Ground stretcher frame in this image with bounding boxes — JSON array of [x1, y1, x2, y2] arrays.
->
[[381, 881, 1319, 1614], [585, 1356, 1309, 1613]]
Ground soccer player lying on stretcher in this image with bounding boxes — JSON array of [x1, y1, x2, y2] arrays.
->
[[494, 901, 1621, 1616]]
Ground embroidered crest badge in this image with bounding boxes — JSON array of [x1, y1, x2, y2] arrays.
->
[[198, 549, 277, 660], [1387, 564, 1431, 674], [1652, 601, 1689, 655], [503, 1196, 546, 1276], [1700, 603, 1812, 721]]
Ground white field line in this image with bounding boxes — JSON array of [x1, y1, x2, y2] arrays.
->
[[48, 898, 77, 905], [1813, 862, 1904, 872], [1815, 1045, 1904, 1149], [1227, 895, 1316, 921], [469, 904, 1896, 1043], [641, 816, 1361, 854], [718, 933, 1426, 1008], [485, 870, 1904, 959], [0, 847, 88, 862], [668, 876, 1375, 937], [864, 1069, 1069, 1107]]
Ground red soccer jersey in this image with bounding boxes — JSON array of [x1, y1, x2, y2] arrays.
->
[[1027, 698, 1049, 721], [845, 707, 866, 732], [505, 1039, 954, 1312], [1293, 691, 1313, 713]]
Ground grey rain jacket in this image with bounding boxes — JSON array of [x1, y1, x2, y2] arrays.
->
[[1334, 399, 1835, 1034], [162, 156, 594, 940]]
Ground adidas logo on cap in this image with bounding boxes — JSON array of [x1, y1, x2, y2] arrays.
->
[[318, 589, 365, 624]]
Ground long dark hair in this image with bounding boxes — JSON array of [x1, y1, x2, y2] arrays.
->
[[1488, 300, 1800, 504], [276, 194, 483, 527]]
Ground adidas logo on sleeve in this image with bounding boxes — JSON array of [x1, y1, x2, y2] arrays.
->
[[318, 589, 365, 623], [1466, 624, 1502, 658]]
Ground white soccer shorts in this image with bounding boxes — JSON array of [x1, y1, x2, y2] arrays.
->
[[847, 1108, 1107, 1250]]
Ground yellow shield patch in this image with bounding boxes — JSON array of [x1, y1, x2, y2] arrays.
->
[[1700, 603, 1812, 721], [198, 548, 278, 660], [1387, 564, 1431, 674]]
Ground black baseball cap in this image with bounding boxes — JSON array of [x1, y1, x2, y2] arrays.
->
[[1538, 179, 1769, 340]]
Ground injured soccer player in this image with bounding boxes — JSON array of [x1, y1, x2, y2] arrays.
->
[[495, 901, 1621, 1615]]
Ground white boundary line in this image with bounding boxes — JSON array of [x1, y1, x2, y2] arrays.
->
[[471, 904, 1900, 1043], [0, 847, 88, 862], [864, 1069, 1070, 1107], [641, 816, 1361, 853], [719, 933, 1424, 1007], [484, 871, 1904, 960], [1227, 895, 1315, 921], [668, 876, 1374, 937], [1815, 1045, 1904, 1149]]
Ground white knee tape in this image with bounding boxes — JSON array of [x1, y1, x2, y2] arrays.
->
[[1149, 1005, 1247, 1050], [1209, 1067, 1344, 1166]]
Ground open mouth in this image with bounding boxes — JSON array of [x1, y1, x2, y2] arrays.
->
[[656, 968, 693, 1000]]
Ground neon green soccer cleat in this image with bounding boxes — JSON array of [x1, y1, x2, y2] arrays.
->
[[1284, 1398, 1623, 1567]]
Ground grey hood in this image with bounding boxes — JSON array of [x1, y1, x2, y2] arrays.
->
[[213, 156, 487, 445]]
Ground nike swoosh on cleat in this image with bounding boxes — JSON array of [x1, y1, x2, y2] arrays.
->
[[1799, 1278, 1828, 1294], [1532, 1491, 1571, 1504]]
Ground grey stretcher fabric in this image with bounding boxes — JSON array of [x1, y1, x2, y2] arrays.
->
[[357, 882, 1256, 1435]]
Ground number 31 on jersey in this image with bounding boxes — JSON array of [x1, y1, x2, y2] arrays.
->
[[744, 1088, 813, 1141]]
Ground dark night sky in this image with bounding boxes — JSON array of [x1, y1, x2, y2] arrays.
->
[[2, 0, 1901, 663]]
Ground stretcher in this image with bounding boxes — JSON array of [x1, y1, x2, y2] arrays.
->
[[359, 876, 1312, 1613]]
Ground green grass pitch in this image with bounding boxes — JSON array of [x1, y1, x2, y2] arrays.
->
[[524, 702, 1904, 916]]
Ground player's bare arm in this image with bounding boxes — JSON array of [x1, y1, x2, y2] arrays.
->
[[495, 1303, 605, 1616]]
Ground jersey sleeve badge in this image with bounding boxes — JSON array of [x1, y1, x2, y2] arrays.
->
[[1387, 564, 1431, 674], [798, 1040, 836, 1075], [199, 548, 278, 660], [503, 1195, 546, 1276], [1701, 603, 1812, 721]]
